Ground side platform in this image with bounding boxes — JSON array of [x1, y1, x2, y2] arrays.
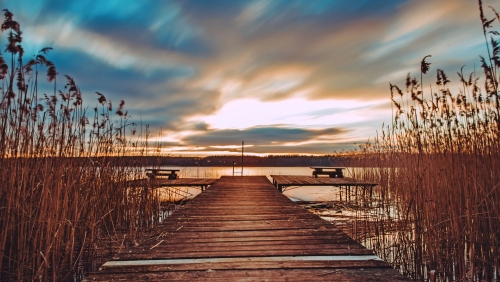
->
[[127, 178, 218, 191], [271, 175, 377, 197]]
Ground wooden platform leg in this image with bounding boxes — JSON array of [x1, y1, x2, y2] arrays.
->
[[362, 186, 366, 207], [355, 185, 358, 205]]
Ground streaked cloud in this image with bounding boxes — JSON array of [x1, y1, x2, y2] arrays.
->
[[189, 98, 385, 130], [3, 0, 498, 155]]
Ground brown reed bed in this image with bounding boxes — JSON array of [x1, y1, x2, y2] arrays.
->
[[347, 1, 500, 280], [0, 10, 162, 280]]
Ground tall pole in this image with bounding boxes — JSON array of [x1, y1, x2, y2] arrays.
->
[[241, 141, 244, 176]]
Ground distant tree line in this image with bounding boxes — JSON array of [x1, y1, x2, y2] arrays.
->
[[18, 155, 350, 167], [109, 155, 351, 167]]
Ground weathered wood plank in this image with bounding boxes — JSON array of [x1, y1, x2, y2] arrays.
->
[[99, 260, 392, 273], [167, 214, 319, 220], [139, 235, 351, 244], [140, 229, 349, 239], [113, 249, 375, 261], [139, 238, 356, 247], [114, 243, 367, 255], [87, 268, 407, 281]]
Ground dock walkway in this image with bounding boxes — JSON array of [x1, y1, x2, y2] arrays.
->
[[87, 176, 406, 281]]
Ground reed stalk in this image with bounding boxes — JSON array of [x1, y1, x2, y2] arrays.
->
[[0, 10, 160, 280]]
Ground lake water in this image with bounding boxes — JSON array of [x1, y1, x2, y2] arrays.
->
[[151, 166, 354, 202]]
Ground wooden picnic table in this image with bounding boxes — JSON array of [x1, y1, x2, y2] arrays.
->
[[145, 169, 180, 180], [310, 166, 345, 178]]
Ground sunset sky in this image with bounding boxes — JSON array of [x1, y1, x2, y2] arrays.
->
[[3, 0, 497, 156]]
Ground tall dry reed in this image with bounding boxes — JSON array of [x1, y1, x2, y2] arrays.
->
[[350, 1, 500, 280], [0, 10, 161, 280]]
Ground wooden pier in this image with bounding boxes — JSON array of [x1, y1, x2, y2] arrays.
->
[[87, 176, 405, 281]]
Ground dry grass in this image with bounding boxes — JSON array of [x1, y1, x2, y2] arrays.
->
[[347, 1, 500, 280], [0, 10, 161, 280]]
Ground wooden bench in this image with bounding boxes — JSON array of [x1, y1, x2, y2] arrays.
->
[[145, 169, 180, 180], [310, 167, 345, 178]]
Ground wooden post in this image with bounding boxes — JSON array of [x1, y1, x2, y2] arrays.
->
[[355, 185, 358, 205], [241, 141, 244, 176]]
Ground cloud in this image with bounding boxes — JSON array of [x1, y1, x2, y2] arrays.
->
[[181, 126, 346, 147], [24, 21, 199, 71], [5, 0, 498, 155], [188, 98, 387, 132]]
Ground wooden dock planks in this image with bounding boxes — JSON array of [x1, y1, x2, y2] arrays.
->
[[86, 176, 406, 281], [127, 178, 218, 190], [271, 175, 377, 186]]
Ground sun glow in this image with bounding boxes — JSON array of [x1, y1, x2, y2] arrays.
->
[[210, 145, 254, 149], [190, 98, 386, 130]]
